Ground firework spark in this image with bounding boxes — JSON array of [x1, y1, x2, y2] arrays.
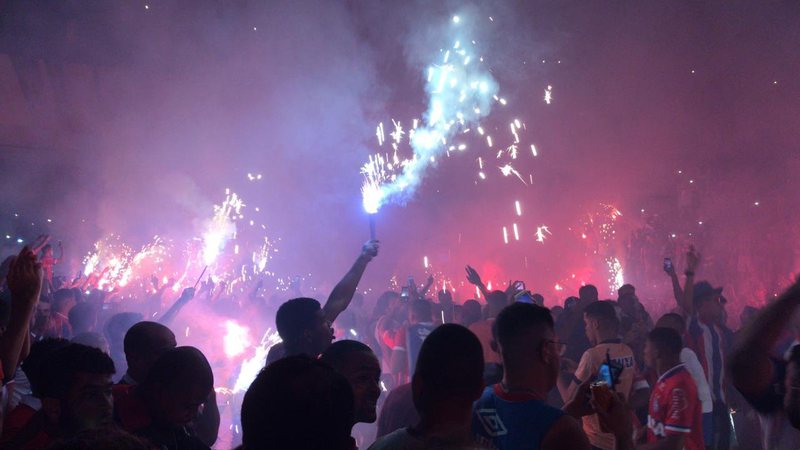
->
[[535, 225, 552, 243], [360, 14, 500, 213]]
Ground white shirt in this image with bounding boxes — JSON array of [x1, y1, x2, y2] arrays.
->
[[680, 347, 713, 413]]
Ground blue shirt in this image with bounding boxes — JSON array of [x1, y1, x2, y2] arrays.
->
[[472, 384, 564, 450]]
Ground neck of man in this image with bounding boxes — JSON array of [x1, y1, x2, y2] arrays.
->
[[594, 328, 618, 344], [656, 356, 682, 377], [285, 341, 316, 358], [501, 363, 549, 400]]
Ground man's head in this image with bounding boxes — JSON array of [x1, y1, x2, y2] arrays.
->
[[618, 294, 638, 315], [655, 313, 686, 336], [692, 281, 723, 324], [461, 299, 482, 326], [438, 289, 453, 305], [320, 340, 381, 424], [583, 301, 620, 345], [40, 343, 116, 433], [617, 284, 635, 299], [409, 299, 433, 324], [578, 285, 599, 303], [69, 302, 98, 334], [276, 297, 333, 356], [123, 321, 176, 383], [241, 355, 354, 450], [413, 324, 484, 416], [486, 290, 508, 318], [23, 337, 70, 398], [53, 289, 77, 314], [531, 293, 545, 307], [140, 346, 213, 428], [644, 327, 683, 374], [493, 303, 561, 388]]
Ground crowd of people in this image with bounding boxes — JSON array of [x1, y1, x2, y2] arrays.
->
[[1, 237, 799, 450]]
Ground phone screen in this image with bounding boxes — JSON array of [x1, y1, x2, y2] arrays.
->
[[597, 363, 613, 386], [663, 258, 673, 271], [514, 281, 525, 291], [515, 291, 534, 304], [400, 287, 409, 298]]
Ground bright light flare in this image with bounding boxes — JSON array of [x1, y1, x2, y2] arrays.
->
[[223, 320, 252, 359]]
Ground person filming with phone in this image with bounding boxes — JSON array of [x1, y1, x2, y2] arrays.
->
[[566, 301, 650, 450]]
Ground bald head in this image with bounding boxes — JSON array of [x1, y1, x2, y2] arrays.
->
[[123, 322, 176, 383]]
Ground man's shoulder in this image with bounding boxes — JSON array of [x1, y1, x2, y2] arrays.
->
[[368, 428, 419, 450]]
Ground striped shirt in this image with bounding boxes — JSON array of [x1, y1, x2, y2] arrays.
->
[[686, 315, 726, 403]]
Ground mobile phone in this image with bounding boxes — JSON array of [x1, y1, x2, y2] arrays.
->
[[515, 290, 534, 304], [400, 287, 410, 299], [596, 363, 614, 387], [663, 258, 673, 272], [596, 359, 623, 390], [514, 281, 525, 291]]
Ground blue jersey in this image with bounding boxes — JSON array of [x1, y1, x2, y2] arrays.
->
[[406, 322, 435, 375], [472, 384, 564, 450]]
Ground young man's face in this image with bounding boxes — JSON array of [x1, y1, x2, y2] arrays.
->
[[697, 296, 722, 324], [339, 351, 382, 423], [63, 372, 114, 431]]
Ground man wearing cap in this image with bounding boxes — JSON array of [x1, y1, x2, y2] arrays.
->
[[672, 246, 731, 450]]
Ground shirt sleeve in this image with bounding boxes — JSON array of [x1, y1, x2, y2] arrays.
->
[[573, 350, 593, 384], [663, 382, 696, 435]]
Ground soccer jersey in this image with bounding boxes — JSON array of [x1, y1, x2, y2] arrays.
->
[[573, 339, 643, 450], [472, 384, 564, 450], [686, 315, 726, 403], [647, 364, 704, 450]]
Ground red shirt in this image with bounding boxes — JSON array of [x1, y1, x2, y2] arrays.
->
[[647, 364, 704, 450], [113, 384, 153, 431]]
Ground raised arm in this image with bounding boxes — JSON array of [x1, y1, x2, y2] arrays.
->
[[465, 265, 491, 299], [158, 287, 196, 326], [729, 278, 800, 398], [664, 259, 684, 307], [1, 247, 41, 382], [677, 246, 700, 316], [30, 235, 50, 255], [323, 240, 379, 324], [418, 274, 435, 298]]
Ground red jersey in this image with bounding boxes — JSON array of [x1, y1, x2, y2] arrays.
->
[[647, 364, 704, 450]]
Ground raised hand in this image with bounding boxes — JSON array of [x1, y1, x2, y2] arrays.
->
[[179, 287, 196, 302], [7, 247, 43, 305], [361, 240, 380, 261], [686, 245, 701, 273], [465, 265, 483, 286]]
